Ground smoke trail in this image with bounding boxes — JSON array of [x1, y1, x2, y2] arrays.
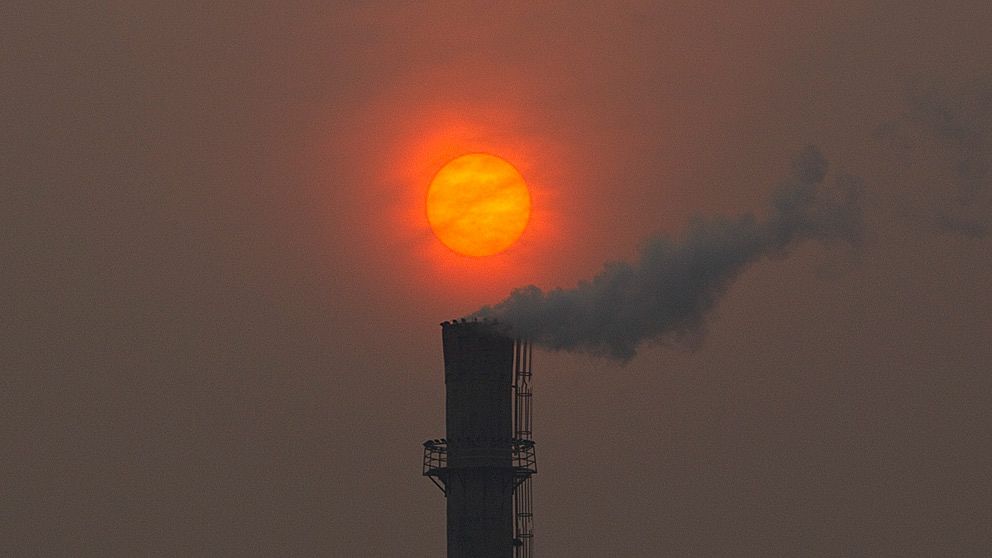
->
[[875, 77, 992, 237], [472, 146, 863, 359]]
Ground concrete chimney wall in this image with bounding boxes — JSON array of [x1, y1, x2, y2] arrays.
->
[[441, 321, 514, 558]]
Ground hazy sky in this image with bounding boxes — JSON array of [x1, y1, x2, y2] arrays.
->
[[5, 2, 991, 556]]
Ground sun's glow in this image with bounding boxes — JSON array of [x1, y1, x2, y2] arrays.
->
[[427, 153, 531, 257]]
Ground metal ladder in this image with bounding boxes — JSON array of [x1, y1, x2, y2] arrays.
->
[[513, 340, 535, 558]]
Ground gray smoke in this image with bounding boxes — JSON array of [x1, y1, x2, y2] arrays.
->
[[472, 146, 863, 359], [876, 77, 992, 237]]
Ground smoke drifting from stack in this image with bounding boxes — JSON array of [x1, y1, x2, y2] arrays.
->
[[876, 77, 992, 238], [472, 146, 863, 359]]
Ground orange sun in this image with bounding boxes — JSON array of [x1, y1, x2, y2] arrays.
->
[[426, 153, 531, 257]]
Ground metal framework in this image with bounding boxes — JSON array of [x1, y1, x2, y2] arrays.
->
[[512, 339, 536, 558], [422, 438, 448, 494]]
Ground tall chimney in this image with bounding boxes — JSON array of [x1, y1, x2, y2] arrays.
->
[[423, 320, 536, 558]]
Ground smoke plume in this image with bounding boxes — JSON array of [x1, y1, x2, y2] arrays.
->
[[876, 77, 992, 237], [472, 147, 863, 359]]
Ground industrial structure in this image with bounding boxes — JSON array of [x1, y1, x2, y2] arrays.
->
[[423, 320, 537, 558]]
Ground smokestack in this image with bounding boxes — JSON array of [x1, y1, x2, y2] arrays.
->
[[423, 320, 536, 558]]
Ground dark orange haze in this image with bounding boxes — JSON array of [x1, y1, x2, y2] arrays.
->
[[6, 3, 992, 557]]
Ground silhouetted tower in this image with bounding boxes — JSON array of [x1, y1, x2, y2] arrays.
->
[[423, 320, 536, 558]]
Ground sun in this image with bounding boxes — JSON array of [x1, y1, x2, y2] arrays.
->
[[427, 153, 531, 257]]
